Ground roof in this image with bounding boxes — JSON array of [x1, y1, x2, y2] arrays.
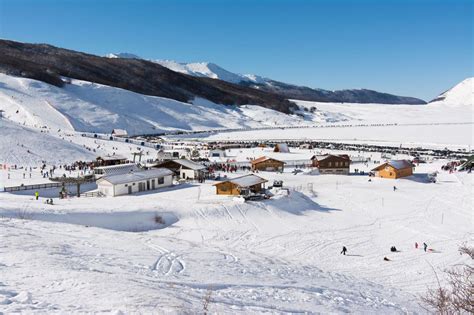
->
[[95, 163, 140, 176], [112, 129, 128, 135], [372, 160, 413, 171], [97, 168, 173, 185], [97, 155, 127, 161], [157, 159, 206, 170], [213, 174, 268, 188], [251, 156, 286, 165]]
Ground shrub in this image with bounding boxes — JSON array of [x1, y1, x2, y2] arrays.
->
[[422, 245, 473, 314], [154, 214, 165, 225]]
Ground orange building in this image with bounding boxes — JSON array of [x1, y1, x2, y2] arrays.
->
[[371, 160, 413, 179]]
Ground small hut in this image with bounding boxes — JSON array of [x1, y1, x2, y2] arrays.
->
[[213, 174, 268, 196], [111, 129, 128, 137], [371, 160, 413, 179], [273, 143, 290, 153], [251, 156, 285, 172]]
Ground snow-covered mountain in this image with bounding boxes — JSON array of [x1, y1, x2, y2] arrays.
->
[[430, 77, 473, 107], [106, 52, 426, 104], [153, 60, 268, 84], [105, 53, 268, 84]]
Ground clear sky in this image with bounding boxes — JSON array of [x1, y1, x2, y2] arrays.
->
[[0, 0, 472, 100]]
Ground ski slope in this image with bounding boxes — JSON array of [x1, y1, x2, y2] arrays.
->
[[0, 119, 95, 165], [0, 73, 307, 136]]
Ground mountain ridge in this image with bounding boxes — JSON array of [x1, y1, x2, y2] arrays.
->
[[0, 39, 295, 114], [107, 52, 427, 105]]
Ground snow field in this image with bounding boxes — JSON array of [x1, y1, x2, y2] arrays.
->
[[0, 148, 472, 313]]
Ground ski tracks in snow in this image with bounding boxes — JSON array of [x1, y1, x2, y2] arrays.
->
[[144, 240, 185, 276]]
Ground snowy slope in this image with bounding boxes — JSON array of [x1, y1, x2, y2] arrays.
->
[[0, 73, 308, 135], [0, 119, 95, 165], [430, 77, 473, 107]]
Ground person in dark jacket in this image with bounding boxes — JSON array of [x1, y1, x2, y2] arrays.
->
[[341, 246, 347, 255], [423, 242, 428, 252]]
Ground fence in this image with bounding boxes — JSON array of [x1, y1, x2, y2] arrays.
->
[[80, 191, 105, 198], [4, 182, 63, 192]]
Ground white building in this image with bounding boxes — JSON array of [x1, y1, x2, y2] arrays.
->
[[111, 129, 128, 137], [209, 149, 226, 158], [97, 168, 173, 197]]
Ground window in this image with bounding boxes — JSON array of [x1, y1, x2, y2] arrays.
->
[[335, 162, 339, 167], [133, 183, 136, 186], [220, 184, 228, 192], [158, 177, 164, 185], [328, 162, 332, 167], [125, 184, 128, 187]]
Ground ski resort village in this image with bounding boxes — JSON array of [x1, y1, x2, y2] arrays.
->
[[0, 11, 473, 313]]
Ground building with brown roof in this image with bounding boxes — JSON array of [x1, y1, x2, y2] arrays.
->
[[213, 174, 268, 196], [311, 154, 351, 175]]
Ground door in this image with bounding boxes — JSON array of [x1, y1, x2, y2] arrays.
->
[[147, 180, 150, 190], [128, 186, 132, 194], [152, 179, 156, 189]]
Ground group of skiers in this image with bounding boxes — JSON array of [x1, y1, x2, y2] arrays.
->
[[340, 241, 429, 259]]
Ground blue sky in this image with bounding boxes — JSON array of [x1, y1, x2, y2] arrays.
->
[[0, 0, 472, 100]]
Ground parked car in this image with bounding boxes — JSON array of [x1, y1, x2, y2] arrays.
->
[[273, 180, 283, 187], [244, 194, 265, 201]]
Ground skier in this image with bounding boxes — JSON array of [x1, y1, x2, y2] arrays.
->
[[415, 242, 418, 249], [340, 246, 347, 255], [383, 256, 390, 261], [393, 185, 397, 191], [34, 191, 39, 200], [423, 242, 428, 252]]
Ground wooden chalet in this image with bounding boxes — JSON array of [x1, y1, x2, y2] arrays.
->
[[251, 156, 285, 172], [153, 159, 207, 180], [371, 160, 413, 179], [311, 154, 351, 175], [213, 174, 268, 196], [96, 155, 128, 166]]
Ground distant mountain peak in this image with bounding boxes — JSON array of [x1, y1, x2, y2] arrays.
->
[[105, 52, 141, 59]]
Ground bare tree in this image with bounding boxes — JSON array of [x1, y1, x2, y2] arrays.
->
[[422, 245, 474, 314]]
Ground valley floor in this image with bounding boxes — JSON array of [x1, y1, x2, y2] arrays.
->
[[0, 155, 472, 313]]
